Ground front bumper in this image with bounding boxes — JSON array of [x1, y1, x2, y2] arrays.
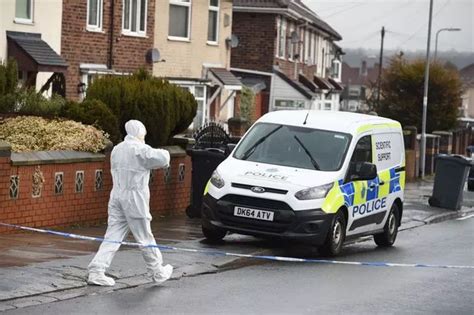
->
[[202, 194, 334, 245]]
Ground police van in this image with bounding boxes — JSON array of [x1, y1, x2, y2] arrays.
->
[[201, 110, 405, 256]]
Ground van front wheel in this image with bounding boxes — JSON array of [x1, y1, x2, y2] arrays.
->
[[374, 204, 400, 247], [319, 211, 346, 256]]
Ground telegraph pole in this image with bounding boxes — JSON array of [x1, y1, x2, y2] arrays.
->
[[421, 0, 434, 179], [376, 26, 385, 108]]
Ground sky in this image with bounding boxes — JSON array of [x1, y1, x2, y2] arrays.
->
[[305, 0, 473, 53]]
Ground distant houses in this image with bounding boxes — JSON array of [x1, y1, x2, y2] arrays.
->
[[1, 0, 344, 127]]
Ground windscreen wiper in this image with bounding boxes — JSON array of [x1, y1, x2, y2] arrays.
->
[[241, 125, 283, 160], [293, 135, 320, 170]]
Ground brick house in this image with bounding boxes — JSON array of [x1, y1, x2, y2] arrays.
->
[[0, 0, 67, 96], [460, 63, 474, 119], [230, 0, 344, 118], [153, 0, 241, 129], [61, 0, 156, 100], [341, 60, 380, 112]]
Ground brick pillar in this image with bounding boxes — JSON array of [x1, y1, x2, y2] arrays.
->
[[0, 141, 12, 233], [403, 126, 417, 180], [228, 117, 248, 137], [432, 131, 453, 154]]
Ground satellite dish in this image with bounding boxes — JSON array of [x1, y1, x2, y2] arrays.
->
[[146, 48, 162, 63], [226, 34, 239, 48], [290, 31, 299, 44]]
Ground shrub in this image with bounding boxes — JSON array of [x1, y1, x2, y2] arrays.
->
[[15, 89, 66, 116], [240, 86, 256, 126], [86, 70, 197, 147], [0, 116, 109, 153], [61, 99, 120, 143], [0, 59, 19, 113]]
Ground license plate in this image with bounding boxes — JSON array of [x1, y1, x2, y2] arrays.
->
[[234, 206, 274, 221]]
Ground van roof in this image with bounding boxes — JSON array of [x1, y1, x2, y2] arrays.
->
[[257, 110, 401, 134]]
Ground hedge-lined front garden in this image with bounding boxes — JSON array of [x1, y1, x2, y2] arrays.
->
[[0, 60, 198, 151]]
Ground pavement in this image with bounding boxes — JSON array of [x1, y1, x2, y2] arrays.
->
[[1, 178, 473, 311]]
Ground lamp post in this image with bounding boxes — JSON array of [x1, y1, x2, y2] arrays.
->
[[420, 0, 434, 179], [434, 28, 461, 60]]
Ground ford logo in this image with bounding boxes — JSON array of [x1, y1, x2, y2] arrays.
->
[[251, 186, 265, 193]]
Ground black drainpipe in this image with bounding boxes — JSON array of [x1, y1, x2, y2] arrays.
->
[[108, 0, 115, 69]]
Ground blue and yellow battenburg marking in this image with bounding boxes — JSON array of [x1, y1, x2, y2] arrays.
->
[[322, 166, 405, 214]]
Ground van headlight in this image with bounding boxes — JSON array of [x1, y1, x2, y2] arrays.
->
[[295, 183, 333, 200], [210, 170, 225, 189]]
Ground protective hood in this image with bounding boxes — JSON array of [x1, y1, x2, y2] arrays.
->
[[125, 120, 147, 142]]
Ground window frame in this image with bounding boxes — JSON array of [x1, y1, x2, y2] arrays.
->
[[276, 16, 286, 59], [14, 0, 34, 24], [168, 0, 192, 41], [207, 0, 219, 44], [87, 0, 103, 32], [122, 0, 148, 37]]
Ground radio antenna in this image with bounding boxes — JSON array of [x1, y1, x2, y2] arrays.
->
[[303, 110, 310, 125]]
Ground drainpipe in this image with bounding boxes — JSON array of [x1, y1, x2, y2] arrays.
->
[[108, 0, 115, 69]]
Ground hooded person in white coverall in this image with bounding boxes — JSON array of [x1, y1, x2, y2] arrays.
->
[[88, 120, 173, 286]]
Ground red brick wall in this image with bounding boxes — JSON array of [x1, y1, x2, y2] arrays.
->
[[231, 12, 277, 73], [61, 0, 155, 100], [0, 150, 191, 233]]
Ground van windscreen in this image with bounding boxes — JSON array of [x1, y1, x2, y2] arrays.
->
[[233, 123, 351, 171]]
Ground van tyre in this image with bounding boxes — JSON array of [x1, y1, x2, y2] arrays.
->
[[202, 225, 227, 242], [374, 203, 400, 247], [319, 211, 346, 256]]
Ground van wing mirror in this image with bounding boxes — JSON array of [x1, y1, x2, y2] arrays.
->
[[226, 143, 237, 155], [349, 162, 377, 181]]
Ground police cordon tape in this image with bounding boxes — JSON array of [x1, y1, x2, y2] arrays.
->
[[1, 222, 473, 270]]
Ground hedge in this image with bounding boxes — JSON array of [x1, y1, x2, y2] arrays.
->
[[86, 70, 197, 146]]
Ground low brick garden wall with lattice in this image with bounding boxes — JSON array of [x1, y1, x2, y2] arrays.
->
[[0, 141, 191, 233]]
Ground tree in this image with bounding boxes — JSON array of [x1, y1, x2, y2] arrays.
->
[[376, 57, 461, 132]]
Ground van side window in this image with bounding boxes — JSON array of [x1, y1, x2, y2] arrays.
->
[[351, 136, 372, 163], [348, 135, 372, 178]]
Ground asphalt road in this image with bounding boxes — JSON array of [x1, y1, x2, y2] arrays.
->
[[7, 216, 474, 315]]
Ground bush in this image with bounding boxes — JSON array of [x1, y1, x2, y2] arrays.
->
[[15, 89, 66, 116], [0, 116, 109, 153], [86, 70, 197, 147], [240, 86, 256, 126], [0, 59, 19, 113], [61, 99, 120, 143]]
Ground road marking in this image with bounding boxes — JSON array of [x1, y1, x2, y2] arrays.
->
[[1, 222, 473, 270], [457, 214, 474, 221]]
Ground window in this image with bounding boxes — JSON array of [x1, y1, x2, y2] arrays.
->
[[15, 0, 33, 23], [208, 0, 219, 43], [75, 171, 84, 193], [274, 99, 305, 109], [299, 28, 304, 61], [169, 0, 191, 40], [332, 60, 341, 80], [306, 31, 311, 64], [287, 22, 294, 60], [277, 17, 286, 58], [312, 33, 317, 64], [180, 85, 207, 129], [87, 0, 103, 31], [54, 172, 64, 195], [324, 102, 332, 110], [351, 136, 372, 164], [123, 0, 147, 36], [233, 123, 351, 171]]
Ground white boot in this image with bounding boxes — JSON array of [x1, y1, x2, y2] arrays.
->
[[153, 264, 173, 285], [88, 272, 116, 286]]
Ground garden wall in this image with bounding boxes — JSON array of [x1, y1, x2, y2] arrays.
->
[[0, 141, 191, 233]]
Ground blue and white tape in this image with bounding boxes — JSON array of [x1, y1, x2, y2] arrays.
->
[[1, 222, 473, 270]]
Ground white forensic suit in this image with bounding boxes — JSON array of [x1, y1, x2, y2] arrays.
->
[[88, 120, 173, 286]]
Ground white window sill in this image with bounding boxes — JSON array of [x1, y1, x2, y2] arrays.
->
[[168, 36, 191, 42], [86, 27, 104, 33], [122, 31, 148, 38], [206, 41, 219, 46], [14, 18, 33, 25]]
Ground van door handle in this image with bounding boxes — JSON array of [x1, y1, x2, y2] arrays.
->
[[379, 180, 385, 186], [369, 183, 376, 189]]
